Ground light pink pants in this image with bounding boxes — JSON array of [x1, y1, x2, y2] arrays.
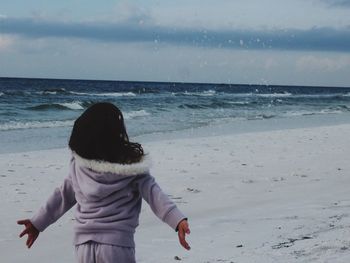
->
[[75, 241, 136, 263]]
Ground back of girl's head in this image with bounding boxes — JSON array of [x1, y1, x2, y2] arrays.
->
[[69, 102, 143, 164]]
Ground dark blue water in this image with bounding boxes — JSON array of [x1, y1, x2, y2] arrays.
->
[[1, 77, 350, 153]]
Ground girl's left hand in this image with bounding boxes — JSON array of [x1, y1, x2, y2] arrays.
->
[[17, 219, 39, 249], [177, 219, 191, 250]]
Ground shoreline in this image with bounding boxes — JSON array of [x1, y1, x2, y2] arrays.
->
[[2, 112, 350, 155], [2, 122, 350, 262], [136, 112, 350, 143]]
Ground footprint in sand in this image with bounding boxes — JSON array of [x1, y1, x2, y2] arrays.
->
[[272, 177, 285, 182], [242, 179, 254, 184], [292, 173, 308, 178], [187, 187, 201, 193]]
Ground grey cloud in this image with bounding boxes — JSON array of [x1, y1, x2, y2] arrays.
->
[[1, 17, 350, 52], [320, 0, 350, 7]]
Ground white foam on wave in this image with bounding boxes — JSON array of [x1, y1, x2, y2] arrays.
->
[[69, 91, 90, 95], [172, 90, 217, 96], [284, 109, 344, 117], [70, 91, 136, 97], [292, 94, 343, 99], [35, 88, 67, 95], [231, 93, 254, 97], [34, 90, 136, 97], [124, 110, 150, 119], [256, 92, 292, 98], [36, 91, 57, 95], [59, 101, 84, 110], [319, 109, 343, 114], [99, 92, 136, 97], [0, 120, 74, 131], [201, 90, 216, 96], [227, 101, 250, 105], [0, 92, 4, 97]]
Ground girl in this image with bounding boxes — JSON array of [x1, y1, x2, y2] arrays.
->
[[18, 102, 190, 262]]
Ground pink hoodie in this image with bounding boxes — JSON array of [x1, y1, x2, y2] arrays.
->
[[31, 153, 186, 248]]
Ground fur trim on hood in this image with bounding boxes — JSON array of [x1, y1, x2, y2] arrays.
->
[[72, 152, 151, 176]]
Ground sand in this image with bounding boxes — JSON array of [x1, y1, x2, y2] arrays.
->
[[2, 123, 350, 262]]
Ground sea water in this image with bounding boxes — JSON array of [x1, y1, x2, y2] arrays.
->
[[1, 77, 350, 153]]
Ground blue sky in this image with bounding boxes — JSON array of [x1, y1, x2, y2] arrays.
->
[[1, 0, 350, 86]]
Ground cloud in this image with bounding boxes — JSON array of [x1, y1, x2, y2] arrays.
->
[[1, 17, 350, 52], [111, 1, 152, 25], [319, 0, 350, 7], [264, 58, 279, 70], [0, 35, 14, 51], [296, 55, 350, 72]]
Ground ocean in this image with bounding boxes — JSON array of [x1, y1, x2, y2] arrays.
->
[[1, 77, 350, 153]]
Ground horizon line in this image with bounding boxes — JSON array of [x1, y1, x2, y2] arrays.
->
[[1, 76, 350, 89]]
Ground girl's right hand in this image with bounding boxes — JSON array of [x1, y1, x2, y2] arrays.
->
[[17, 219, 39, 249], [177, 219, 191, 250]]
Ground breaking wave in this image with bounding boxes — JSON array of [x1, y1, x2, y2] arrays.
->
[[35, 88, 67, 95], [0, 120, 74, 131], [69, 91, 136, 97], [256, 92, 292, 98], [172, 90, 217, 96], [28, 101, 91, 111], [124, 110, 150, 119]]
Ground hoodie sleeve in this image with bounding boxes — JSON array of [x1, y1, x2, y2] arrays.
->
[[137, 174, 186, 231], [30, 161, 77, 232]]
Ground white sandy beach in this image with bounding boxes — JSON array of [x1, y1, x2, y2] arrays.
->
[[2, 122, 350, 262]]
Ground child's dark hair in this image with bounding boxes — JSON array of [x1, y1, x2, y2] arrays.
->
[[69, 102, 144, 164]]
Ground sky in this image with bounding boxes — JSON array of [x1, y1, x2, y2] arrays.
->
[[1, 0, 350, 86]]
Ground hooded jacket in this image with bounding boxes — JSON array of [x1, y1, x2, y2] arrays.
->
[[30, 153, 186, 248]]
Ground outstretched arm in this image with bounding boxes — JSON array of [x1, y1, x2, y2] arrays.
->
[[29, 173, 77, 232], [137, 173, 191, 250], [17, 162, 77, 248]]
